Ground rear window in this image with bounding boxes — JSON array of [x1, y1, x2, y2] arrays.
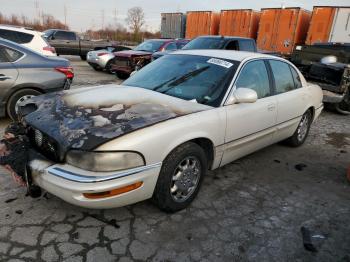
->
[[0, 29, 34, 44], [269, 60, 296, 94]]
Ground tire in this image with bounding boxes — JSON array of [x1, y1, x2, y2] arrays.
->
[[92, 66, 102, 71], [7, 89, 42, 120], [335, 89, 350, 115], [152, 142, 207, 213], [80, 55, 87, 61], [285, 110, 312, 147], [105, 60, 114, 74], [116, 72, 129, 80]]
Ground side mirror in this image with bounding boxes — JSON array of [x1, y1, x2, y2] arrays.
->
[[226, 88, 258, 105]]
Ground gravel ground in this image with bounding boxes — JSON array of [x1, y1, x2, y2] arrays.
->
[[0, 56, 349, 262]]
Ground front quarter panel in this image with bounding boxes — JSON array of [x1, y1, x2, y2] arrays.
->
[[96, 107, 227, 169]]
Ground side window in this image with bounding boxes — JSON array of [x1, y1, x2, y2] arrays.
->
[[290, 66, 302, 89], [239, 40, 256, 52], [236, 60, 271, 99], [269, 60, 296, 94], [16, 32, 34, 44], [0, 46, 9, 62], [54, 31, 76, 40], [0, 29, 18, 43], [226, 40, 239, 50], [164, 42, 177, 51], [3, 47, 23, 62]]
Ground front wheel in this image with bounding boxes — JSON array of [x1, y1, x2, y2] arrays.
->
[[105, 60, 114, 74], [116, 72, 129, 80], [335, 89, 350, 115], [152, 142, 207, 213], [285, 110, 312, 147]]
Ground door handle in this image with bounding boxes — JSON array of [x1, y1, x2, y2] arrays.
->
[[267, 103, 276, 111], [0, 75, 12, 81]]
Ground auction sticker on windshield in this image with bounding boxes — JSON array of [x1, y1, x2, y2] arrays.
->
[[207, 58, 233, 68]]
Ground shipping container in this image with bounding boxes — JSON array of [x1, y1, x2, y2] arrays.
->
[[161, 13, 186, 39], [257, 7, 311, 55], [219, 9, 261, 39], [306, 6, 350, 44], [185, 11, 220, 39]]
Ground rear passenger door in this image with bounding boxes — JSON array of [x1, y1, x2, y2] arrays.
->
[[0, 45, 19, 100], [50, 31, 79, 55], [268, 59, 309, 141]]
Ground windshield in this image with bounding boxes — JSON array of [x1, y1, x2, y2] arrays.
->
[[182, 37, 226, 50], [123, 54, 239, 107], [134, 40, 165, 52]]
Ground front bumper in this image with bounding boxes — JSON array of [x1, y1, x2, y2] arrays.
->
[[28, 157, 161, 209], [87, 57, 108, 68]]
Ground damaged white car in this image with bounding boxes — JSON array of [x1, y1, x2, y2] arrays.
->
[[15, 50, 323, 212]]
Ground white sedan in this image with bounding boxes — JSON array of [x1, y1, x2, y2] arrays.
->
[[22, 50, 323, 212]]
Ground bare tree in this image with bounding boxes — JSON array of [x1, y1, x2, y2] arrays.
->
[[125, 7, 145, 41]]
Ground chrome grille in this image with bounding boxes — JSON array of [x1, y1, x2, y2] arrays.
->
[[29, 127, 60, 162]]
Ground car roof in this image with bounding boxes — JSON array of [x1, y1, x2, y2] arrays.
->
[[172, 49, 277, 62], [195, 35, 254, 41], [0, 24, 40, 35]]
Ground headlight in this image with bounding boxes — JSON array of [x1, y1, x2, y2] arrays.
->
[[66, 150, 145, 172]]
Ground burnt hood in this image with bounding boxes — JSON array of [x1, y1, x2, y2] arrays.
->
[[22, 85, 211, 154]]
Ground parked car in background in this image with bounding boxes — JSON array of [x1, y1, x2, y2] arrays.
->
[[290, 43, 350, 114], [151, 39, 190, 60], [0, 38, 73, 120], [43, 29, 116, 60], [0, 25, 56, 56], [182, 36, 258, 52], [87, 46, 131, 73], [20, 50, 323, 212], [111, 38, 188, 79]]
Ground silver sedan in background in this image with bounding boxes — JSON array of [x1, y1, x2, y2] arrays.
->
[[87, 46, 131, 73], [0, 38, 74, 120]]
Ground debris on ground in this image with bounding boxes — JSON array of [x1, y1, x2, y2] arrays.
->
[[301, 226, 317, 252], [295, 163, 307, 171]]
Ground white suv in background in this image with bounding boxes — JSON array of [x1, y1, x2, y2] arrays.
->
[[0, 25, 56, 56]]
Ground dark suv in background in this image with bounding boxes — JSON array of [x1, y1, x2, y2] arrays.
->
[[111, 38, 189, 79], [0, 38, 73, 120]]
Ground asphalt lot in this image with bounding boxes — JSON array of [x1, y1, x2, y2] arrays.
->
[[0, 56, 349, 262]]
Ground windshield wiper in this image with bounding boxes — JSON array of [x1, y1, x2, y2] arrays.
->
[[158, 66, 210, 94]]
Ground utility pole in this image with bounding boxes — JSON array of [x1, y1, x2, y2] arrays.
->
[[101, 9, 105, 31], [113, 8, 118, 41], [64, 4, 67, 27]]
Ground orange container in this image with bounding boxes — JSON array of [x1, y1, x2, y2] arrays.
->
[[185, 11, 220, 39], [219, 9, 261, 39], [306, 6, 336, 45], [257, 7, 311, 55]]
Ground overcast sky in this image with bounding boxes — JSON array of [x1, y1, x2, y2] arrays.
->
[[2, 0, 349, 32]]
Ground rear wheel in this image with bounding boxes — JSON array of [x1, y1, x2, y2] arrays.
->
[[285, 110, 312, 147], [152, 142, 207, 213], [92, 66, 102, 71], [335, 89, 350, 115], [116, 72, 129, 80], [7, 89, 42, 120]]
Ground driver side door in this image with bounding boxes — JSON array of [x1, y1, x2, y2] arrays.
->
[[221, 59, 277, 166]]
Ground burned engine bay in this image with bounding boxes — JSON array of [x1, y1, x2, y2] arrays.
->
[[19, 85, 210, 162]]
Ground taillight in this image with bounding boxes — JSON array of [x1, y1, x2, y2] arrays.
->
[[43, 46, 56, 53], [55, 67, 74, 79], [97, 52, 109, 56]]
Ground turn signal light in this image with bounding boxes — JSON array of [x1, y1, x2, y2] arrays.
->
[[83, 182, 143, 199]]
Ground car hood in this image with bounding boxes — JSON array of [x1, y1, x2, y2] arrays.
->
[[114, 50, 153, 57], [22, 85, 211, 154]]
